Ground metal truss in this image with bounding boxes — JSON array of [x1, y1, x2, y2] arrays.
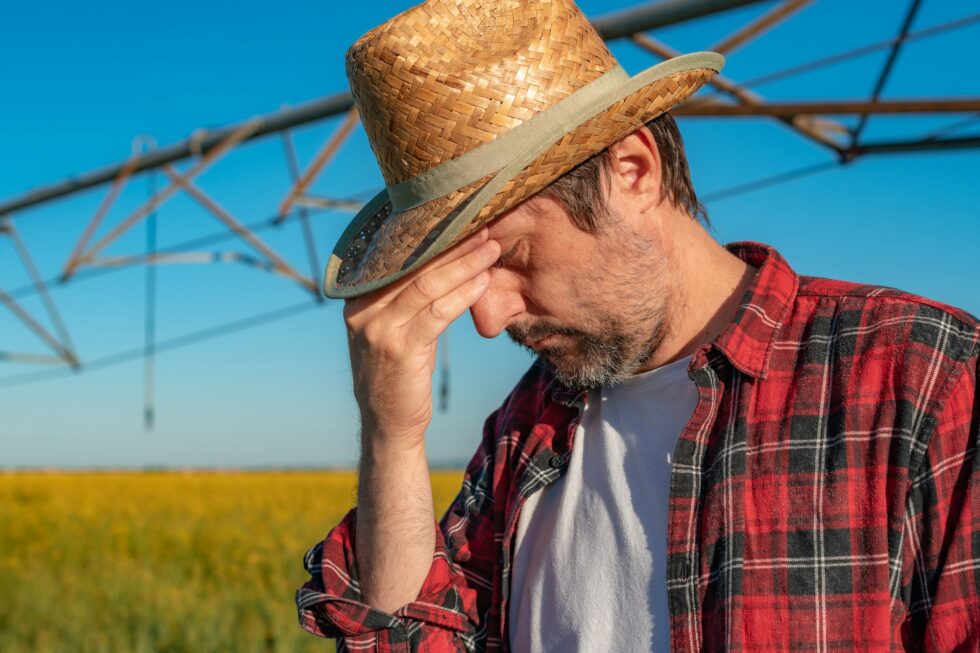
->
[[0, 219, 78, 368], [1, 0, 978, 423]]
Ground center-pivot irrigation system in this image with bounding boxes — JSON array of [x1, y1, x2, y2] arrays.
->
[[1, 0, 978, 428]]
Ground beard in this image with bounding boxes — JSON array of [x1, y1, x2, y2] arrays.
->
[[504, 209, 676, 388], [507, 313, 667, 389]]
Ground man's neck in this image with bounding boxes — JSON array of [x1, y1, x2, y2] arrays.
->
[[638, 211, 757, 372]]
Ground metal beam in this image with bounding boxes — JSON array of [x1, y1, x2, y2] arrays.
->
[[732, 13, 980, 91], [160, 165, 318, 294], [0, 352, 70, 365], [631, 32, 847, 152], [0, 0, 773, 219], [280, 130, 323, 289], [850, 0, 923, 144], [676, 98, 980, 116], [61, 154, 141, 278], [277, 108, 360, 220], [593, 0, 771, 41], [856, 135, 980, 156], [710, 0, 812, 55], [0, 288, 74, 364], [63, 120, 259, 279], [0, 92, 356, 218], [4, 220, 78, 366]]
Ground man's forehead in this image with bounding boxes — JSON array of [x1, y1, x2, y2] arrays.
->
[[487, 194, 563, 241]]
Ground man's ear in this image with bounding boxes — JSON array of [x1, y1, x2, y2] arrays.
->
[[605, 126, 662, 214]]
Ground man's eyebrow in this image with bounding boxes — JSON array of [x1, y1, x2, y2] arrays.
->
[[494, 237, 524, 266]]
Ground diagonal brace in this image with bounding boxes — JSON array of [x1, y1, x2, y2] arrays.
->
[[71, 118, 263, 269], [277, 108, 360, 222], [632, 33, 848, 153], [161, 165, 317, 294]]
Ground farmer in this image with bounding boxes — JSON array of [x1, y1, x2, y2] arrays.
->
[[297, 1, 980, 650]]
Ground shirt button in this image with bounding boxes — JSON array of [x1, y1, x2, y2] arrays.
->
[[548, 454, 564, 469]]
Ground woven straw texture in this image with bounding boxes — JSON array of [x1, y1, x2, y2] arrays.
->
[[335, 0, 717, 290]]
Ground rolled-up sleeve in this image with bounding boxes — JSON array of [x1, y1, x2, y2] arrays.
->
[[296, 507, 480, 651], [295, 399, 510, 652]]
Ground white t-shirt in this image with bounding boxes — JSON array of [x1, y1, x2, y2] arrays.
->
[[508, 356, 699, 652]]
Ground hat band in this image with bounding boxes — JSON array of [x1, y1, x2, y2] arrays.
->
[[388, 65, 629, 212], [324, 51, 724, 299]]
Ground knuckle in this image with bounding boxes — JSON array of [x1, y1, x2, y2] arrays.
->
[[343, 298, 369, 329], [342, 303, 357, 326], [360, 321, 383, 347], [377, 339, 402, 361], [411, 275, 438, 301], [455, 252, 478, 275], [427, 297, 453, 323]]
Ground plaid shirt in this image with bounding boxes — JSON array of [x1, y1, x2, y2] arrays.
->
[[297, 242, 980, 652]]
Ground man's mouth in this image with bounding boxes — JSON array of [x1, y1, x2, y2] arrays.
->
[[527, 334, 556, 351]]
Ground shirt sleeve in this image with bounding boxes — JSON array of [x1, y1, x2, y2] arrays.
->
[[900, 356, 980, 651], [295, 411, 501, 652]]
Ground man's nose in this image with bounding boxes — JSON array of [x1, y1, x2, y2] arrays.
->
[[469, 278, 522, 338]]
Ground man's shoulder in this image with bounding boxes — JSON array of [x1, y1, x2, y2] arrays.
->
[[788, 274, 980, 370], [796, 274, 979, 330]]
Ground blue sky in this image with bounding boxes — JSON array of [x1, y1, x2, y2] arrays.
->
[[1, 0, 978, 467]]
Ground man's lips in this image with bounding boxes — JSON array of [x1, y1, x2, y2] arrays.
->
[[527, 334, 556, 351]]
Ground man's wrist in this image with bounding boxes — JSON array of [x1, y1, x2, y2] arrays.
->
[[359, 412, 429, 451], [360, 425, 428, 458]]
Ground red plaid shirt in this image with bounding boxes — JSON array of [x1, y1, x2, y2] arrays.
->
[[297, 242, 980, 652]]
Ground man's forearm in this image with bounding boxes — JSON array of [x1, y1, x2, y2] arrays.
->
[[355, 434, 436, 614], [341, 230, 497, 614]]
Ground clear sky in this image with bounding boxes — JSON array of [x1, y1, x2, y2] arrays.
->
[[1, 0, 978, 468]]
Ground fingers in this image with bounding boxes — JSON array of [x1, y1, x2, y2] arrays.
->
[[388, 237, 499, 326], [419, 227, 492, 277], [344, 226, 499, 353], [342, 228, 500, 444], [403, 269, 490, 348], [343, 228, 492, 325]]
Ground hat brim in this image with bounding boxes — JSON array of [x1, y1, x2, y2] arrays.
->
[[324, 52, 723, 299]]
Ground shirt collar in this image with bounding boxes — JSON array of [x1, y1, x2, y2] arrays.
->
[[710, 241, 800, 380]]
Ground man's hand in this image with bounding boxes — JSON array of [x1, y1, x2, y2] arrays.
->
[[343, 228, 500, 447], [342, 228, 500, 613]]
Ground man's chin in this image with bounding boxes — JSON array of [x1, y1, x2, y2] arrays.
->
[[540, 351, 607, 389], [535, 345, 575, 367], [508, 329, 621, 387]]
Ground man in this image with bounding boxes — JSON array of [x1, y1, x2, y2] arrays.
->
[[297, 1, 980, 651]]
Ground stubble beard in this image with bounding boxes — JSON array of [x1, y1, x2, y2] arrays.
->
[[507, 316, 667, 388], [506, 225, 674, 389]]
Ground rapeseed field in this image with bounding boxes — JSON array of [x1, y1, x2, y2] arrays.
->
[[0, 470, 464, 653]]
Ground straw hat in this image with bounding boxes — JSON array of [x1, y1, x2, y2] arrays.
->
[[323, 0, 723, 299]]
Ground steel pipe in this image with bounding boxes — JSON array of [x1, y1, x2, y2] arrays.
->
[[0, 92, 355, 218], [855, 135, 980, 156], [0, 0, 773, 219], [676, 98, 980, 116], [593, 0, 771, 41]]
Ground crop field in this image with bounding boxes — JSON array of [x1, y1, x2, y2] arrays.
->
[[0, 470, 464, 653]]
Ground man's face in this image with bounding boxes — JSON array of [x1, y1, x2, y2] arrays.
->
[[469, 193, 676, 388]]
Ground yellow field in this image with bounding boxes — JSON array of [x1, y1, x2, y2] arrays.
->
[[0, 471, 464, 653]]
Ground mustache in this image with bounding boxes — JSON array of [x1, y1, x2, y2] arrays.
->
[[506, 320, 591, 347]]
